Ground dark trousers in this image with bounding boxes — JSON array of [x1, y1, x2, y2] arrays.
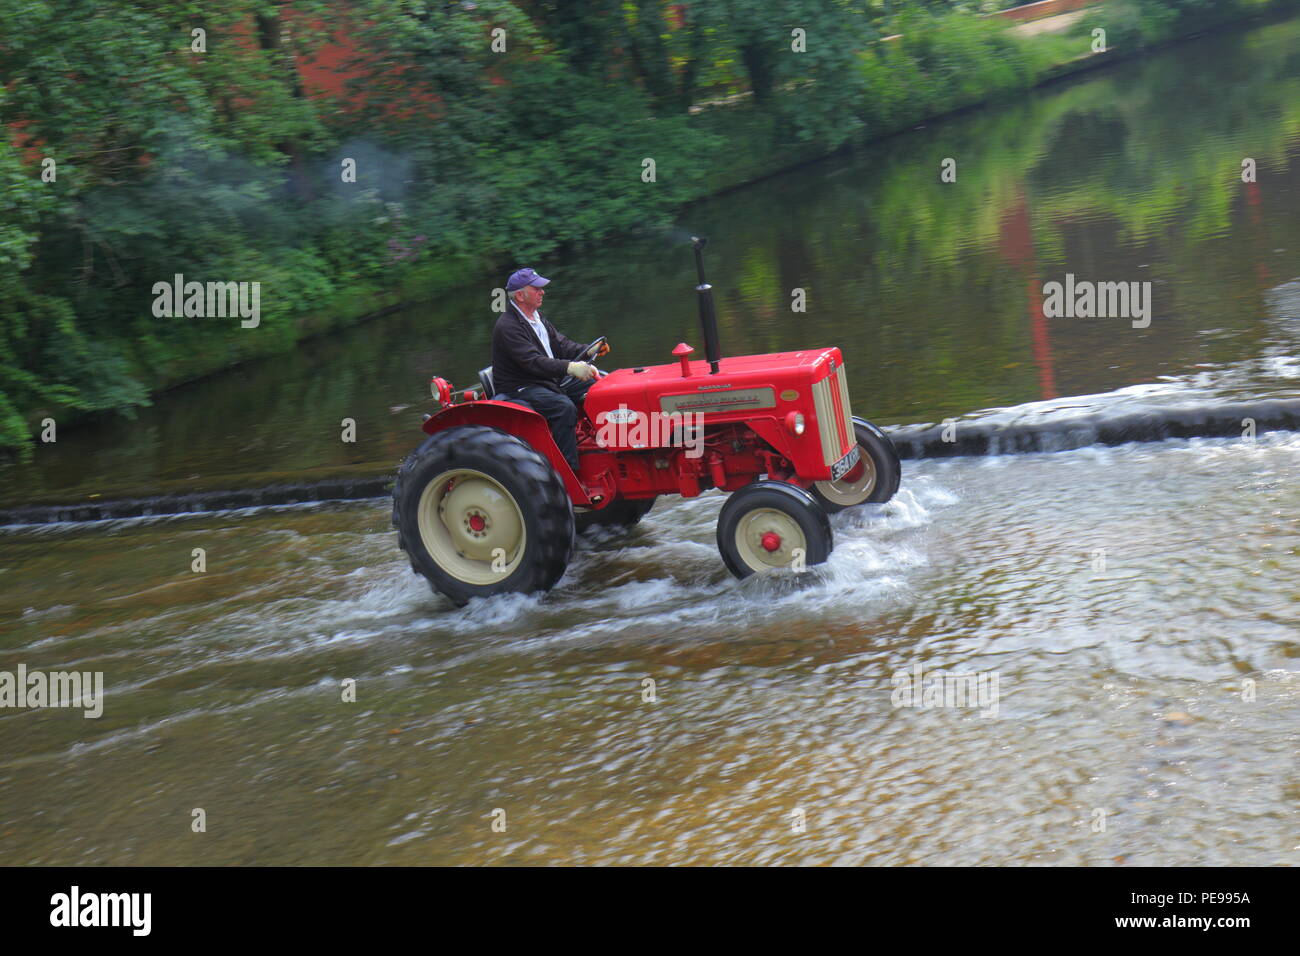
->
[[501, 378, 592, 473]]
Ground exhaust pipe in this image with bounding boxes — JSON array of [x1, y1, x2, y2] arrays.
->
[[691, 236, 722, 374]]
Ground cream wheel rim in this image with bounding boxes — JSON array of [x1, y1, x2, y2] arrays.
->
[[734, 507, 807, 573], [416, 469, 526, 585], [813, 446, 877, 507]]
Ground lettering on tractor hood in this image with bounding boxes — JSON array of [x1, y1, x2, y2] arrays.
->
[[660, 387, 776, 415]]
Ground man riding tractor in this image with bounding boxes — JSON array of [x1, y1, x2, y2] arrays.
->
[[488, 267, 610, 473], [393, 238, 902, 606]]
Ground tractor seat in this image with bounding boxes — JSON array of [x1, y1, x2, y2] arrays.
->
[[479, 366, 533, 409]]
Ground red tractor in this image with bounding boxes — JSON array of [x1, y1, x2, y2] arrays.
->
[[392, 238, 901, 605]]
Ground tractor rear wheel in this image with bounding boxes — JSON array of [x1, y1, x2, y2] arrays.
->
[[392, 425, 574, 606], [809, 417, 901, 513], [575, 497, 655, 533], [716, 481, 832, 579]]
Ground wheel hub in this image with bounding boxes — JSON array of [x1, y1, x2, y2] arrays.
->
[[417, 469, 528, 585], [736, 507, 807, 571], [439, 477, 522, 562]]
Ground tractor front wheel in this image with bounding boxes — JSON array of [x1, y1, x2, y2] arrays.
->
[[392, 425, 574, 606], [716, 481, 832, 579], [809, 417, 901, 513]]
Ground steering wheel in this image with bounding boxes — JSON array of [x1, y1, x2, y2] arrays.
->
[[558, 335, 608, 388]]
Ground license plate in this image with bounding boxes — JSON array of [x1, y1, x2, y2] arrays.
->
[[831, 445, 860, 480]]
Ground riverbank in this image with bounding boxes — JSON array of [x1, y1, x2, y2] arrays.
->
[[8, 0, 1298, 456]]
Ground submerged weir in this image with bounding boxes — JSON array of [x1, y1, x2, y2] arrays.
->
[[3, 393, 1296, 526]]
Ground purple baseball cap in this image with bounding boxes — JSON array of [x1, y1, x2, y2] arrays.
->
[[506, 267, 551, 292]]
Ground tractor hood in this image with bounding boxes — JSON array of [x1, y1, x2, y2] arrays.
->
[[586, 347, 857, 478]]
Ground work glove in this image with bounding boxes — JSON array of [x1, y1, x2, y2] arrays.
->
[[596, 340, 610, 358], [567, 361, 597, 381]]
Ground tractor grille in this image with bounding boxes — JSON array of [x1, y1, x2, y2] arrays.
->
[[811, 359, 855, 466]]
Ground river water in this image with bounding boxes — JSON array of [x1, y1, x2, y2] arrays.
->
[[2, 17, 1298, 865]]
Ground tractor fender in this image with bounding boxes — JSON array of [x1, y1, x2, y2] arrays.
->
[[422, 400, 589, 505]]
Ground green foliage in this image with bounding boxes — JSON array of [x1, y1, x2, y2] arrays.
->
[[858, 9, 1039, 134], [1079, 0, 1291, 51], [0, 1, 432, 453], [479, 65, 721, 257], [709, 0, 879, 148], [1082, 0, 1179, 49]]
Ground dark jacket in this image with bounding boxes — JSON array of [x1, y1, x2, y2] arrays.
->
[[491, 301, 587, 395]]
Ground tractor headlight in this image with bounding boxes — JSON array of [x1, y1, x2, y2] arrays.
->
[[786, 411, 806, 435], [429, 376, 452, 407]]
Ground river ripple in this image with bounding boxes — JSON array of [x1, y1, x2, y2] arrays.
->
[[2, 433, 1295, 864]]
